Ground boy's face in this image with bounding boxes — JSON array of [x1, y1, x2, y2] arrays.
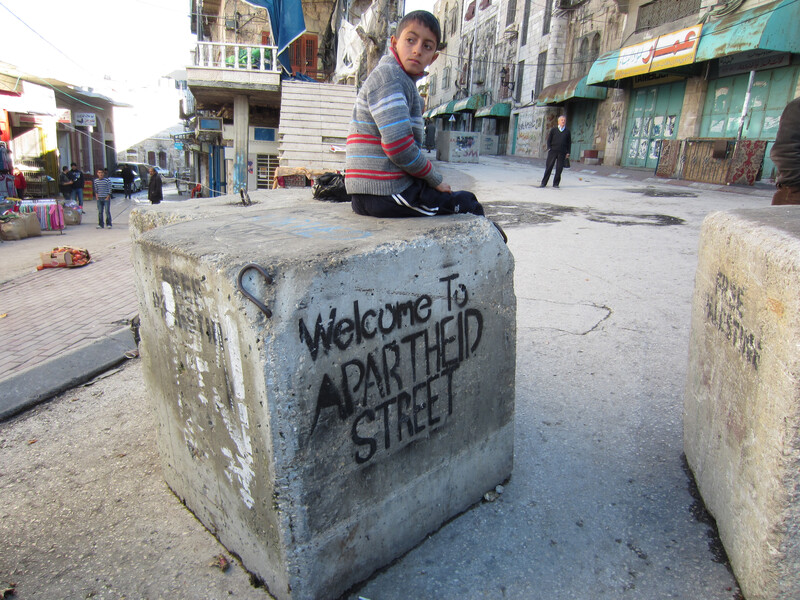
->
[[391, 20, 439, 76], [96, 170, 104, 178]]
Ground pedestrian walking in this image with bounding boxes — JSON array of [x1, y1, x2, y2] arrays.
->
[[424, 120, 436, 153], [69, 163, 85, 212], [148, 167, 162, 204], [770, 97, 800, 206], [13, 167, 26, 198], [59, 166, 73, 199], [121, 164, 135, 199], [93, 168, 113, 229], [540, 115, 571, 188]]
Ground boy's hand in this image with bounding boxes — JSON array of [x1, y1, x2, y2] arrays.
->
[[435, 182, 452, 193]]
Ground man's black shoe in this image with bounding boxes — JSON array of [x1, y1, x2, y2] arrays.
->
[[539, 183, 546, 188]]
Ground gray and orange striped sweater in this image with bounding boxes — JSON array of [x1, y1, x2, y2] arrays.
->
[[345, 50, 444, 196]]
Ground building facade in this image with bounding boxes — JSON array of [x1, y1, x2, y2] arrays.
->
[[425, 0, 798, 183]]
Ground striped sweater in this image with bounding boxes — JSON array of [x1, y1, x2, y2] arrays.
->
[[345, 51, 443, 195], [93, 176, 112, 199]]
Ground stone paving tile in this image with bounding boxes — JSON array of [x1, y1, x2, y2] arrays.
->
[[0, 241, 138, 379]]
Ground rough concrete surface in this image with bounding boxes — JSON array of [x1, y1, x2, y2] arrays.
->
[[0, 156, 775, 599], [685, 208, 800, 600], [131, 196, 515, 600]]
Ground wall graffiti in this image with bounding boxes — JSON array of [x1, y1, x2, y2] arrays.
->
[[705, 270, 761, 370], [301, 273, 484, 464]]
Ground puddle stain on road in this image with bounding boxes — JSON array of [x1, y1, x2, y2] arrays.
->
[[485, 201, 686, 228]]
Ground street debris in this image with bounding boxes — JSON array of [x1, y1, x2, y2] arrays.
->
[[483, 484, 505, 502], [0, 579, 15, 597], [210, 554, 231, 572]]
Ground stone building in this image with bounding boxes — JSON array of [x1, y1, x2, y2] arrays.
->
[[183, 0, 402, 196], [424, 0, 799, 182]]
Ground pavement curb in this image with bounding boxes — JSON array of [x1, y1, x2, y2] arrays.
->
[[0, 327, 138, 422]]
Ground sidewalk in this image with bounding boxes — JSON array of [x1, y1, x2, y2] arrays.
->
[[0, 187, 186, 419]]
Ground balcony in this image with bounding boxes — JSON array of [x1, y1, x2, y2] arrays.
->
[[187, 41, 282, 109]]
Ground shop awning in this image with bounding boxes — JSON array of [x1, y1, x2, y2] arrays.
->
[[586, 50, 621, 86], [536, 75, 607, 105], [695, 0, 800, 62], [588, 0, 800, 85], [475, 102, 512, 118], [429, 100, 457, 117], [452, 94, 485, 112]]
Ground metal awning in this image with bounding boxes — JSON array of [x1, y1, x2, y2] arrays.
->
[[430, 100, 457, 117], [475, 102, 512, 118], [588, 0, 800, 86], [586, 50, 621, 86], [695, 0, 800, 61], [536, 75, 607, 105], [452, 94, 485, 112]]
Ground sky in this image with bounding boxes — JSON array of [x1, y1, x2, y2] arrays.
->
[[0, 0, 435, 147]]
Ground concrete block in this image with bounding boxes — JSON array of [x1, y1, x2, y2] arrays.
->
[[437, 131, 480, 162], [684, 207, 800, 600], [131, 191, 515, 600]]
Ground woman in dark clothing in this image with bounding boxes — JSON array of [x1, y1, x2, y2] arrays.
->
[[148, 167, 163, 204]]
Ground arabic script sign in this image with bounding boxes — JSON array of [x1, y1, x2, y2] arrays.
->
[[616, 25, 703, 79]]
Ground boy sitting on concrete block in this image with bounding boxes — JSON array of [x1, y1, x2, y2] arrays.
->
[[345, 11, 493, 226]]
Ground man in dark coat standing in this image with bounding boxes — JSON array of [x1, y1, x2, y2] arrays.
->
[[121, 164, 135, 199], [148, 167, 163, 204], [540, 115, 571, 188], [771, 97, 800, 205]]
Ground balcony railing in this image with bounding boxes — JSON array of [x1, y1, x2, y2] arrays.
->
[[194, 41, 280, 73]]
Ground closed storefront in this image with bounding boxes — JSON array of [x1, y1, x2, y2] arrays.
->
[[622, 80, 686, 169], [700, 64, 800, 179]]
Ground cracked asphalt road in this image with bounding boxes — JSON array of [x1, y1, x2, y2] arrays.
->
[[1, 156, 771, 600]]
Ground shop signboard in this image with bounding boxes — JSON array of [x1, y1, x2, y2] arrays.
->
[[718, 50, 790, 78], [74, 113, 96, 127], [616, 25, 702, 79], [56, 109, 71, 124]]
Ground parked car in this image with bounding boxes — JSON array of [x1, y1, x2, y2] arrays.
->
[[109, 166, 142, 192], [153, 166, 171, 178]]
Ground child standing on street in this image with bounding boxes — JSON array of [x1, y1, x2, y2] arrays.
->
[[346, 11, 495, 230], [93, 168, 113, 229]]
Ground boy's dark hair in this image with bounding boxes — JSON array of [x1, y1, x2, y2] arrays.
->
[[396, 10, 441, 48]]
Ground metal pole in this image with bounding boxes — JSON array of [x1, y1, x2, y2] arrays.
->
[[736, 69, 755, 142]]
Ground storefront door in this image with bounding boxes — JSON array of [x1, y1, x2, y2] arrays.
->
[[699, 65, 800, 180], [622, 80, 686, 169], [569, 101, 598, 161]]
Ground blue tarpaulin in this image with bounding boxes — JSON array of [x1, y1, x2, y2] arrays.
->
[[244, 0, 306, 74]]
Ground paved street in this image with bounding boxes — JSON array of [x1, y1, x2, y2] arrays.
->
[[0, 157, 773, 599]]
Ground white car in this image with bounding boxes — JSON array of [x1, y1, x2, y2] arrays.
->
[[109, 166, 142, 192]]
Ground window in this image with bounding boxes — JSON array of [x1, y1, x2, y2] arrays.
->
[[516, 60, 525, 103], [147, 151, 156, 165], [475, 58, 487, 84], [520, 0, 531, 45], [450, 2, 459, 35], [256, 154, 279, 189], [543, 0, 552, 35], [430, 74, 437, 96], [479, 0, 491, 9], [290, 34, 319, 79], [535, 52, 546, 98], [506, 0, 517, 26], [465, 0, 476, 20], [158, 151, 167, 169], [443, 65, 451, 89], [254, 127, 276, 141], [575, 37, 589, 78]]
